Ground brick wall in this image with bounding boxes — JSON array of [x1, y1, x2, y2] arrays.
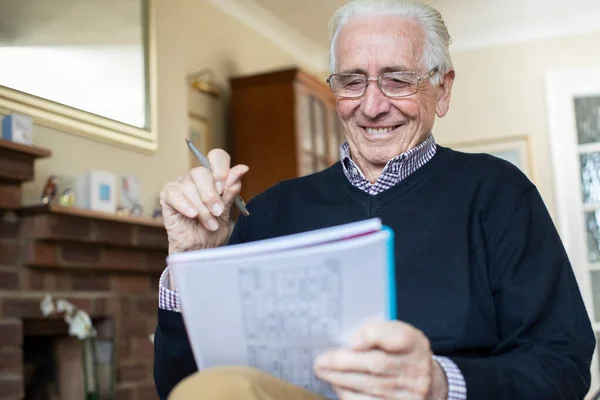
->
[[0, 207, 166, 400], [1, 139, 168, 400]]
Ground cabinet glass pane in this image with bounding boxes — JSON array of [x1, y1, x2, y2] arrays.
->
[[301, 153, 314, 176], [585, 210, 600, 262], [591, 271, 600, 322], [298, 95, 313, 152], [580, 152, 600, 204], [317, 158, 328, 171], [328, 111, 341, 162], [335, 114, 345, 151], [337, 118, 345, 145], [574, 96, 600, 145], [313, 99, 326, 157]]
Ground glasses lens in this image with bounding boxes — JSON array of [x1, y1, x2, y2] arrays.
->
[[330, 74, 366, 98], [380, 72, 418, 97]]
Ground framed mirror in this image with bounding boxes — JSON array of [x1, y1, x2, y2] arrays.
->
[[0, 0, 158, 152]]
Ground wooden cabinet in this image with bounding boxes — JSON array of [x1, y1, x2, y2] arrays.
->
[[229, 67, 344, 201]]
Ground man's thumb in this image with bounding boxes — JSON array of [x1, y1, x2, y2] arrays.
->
[[222, 164, 249, 205]]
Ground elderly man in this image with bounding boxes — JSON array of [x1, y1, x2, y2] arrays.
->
[[154, 0, 594, 399]]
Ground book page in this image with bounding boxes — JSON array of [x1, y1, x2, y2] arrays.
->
[[171, 228, 392, 399]]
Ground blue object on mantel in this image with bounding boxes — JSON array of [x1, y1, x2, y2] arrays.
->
[[2, 113, 33, 145]]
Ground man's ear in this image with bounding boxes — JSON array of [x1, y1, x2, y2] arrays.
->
[[435, 70, 455, 118]]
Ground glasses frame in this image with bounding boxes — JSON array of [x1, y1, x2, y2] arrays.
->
[[326, 67, 440, 99]]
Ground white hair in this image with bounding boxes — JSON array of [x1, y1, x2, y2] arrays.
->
[[328, 0, 453, 84]]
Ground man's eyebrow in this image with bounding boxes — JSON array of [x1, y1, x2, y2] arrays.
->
[[380, 65, 412, 73], [339, 68, 368, 75], [338, 65, 413, 75]]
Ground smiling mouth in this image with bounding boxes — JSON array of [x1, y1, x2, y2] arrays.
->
[[363, 125, 401, 135]]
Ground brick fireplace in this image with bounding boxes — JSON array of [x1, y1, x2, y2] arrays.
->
[[0, 139, 165, 400]]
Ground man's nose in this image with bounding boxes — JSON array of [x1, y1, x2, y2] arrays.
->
[[360, 80, 392, 118]]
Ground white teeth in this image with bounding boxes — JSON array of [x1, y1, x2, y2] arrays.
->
[[366, 127, 394, 135]]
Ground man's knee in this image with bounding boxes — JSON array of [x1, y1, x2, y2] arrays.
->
[[168, 366, 257, 399], [168, 366, 323, 400]]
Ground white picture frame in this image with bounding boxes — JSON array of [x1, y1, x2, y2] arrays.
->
[[120, 175, 141, 211], [76, 170, 117, 213], [448, 135, 533, 181]]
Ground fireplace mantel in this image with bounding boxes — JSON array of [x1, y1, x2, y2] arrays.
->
[[18, 203, 165, 228], [0, 139, 51, 210]]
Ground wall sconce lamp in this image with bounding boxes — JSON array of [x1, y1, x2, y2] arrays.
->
[[188, 68, 221, 99]]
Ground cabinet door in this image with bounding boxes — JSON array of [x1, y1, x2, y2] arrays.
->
[[297, 92, 332, 175], [296, 84, 341, 175]]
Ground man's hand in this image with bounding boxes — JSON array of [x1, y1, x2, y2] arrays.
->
[[314, 320, 448, 400], [159, 148, 248, 256]]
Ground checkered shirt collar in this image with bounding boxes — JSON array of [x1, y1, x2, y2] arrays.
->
[[339, 134, 437, 195]]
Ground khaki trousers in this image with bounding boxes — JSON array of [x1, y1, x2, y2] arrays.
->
[[168, 366, 328, 400]]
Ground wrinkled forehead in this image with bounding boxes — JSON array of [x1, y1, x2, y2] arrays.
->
[[333, 15, 426, 74]]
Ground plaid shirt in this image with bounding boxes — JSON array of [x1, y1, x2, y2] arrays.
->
[[340, 134, 436, 194], [157, 134, 467, 399]]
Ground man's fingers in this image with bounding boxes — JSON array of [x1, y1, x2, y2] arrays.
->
[[224, 164, 249, 188], [189, 167, 224, 219], [350, 320, 427, 354], [160, 182, 197, 219], [176, 179, 218, 232], [334, 387, 381, 400], [222, 164, 249, 206], [315, 349, 403, 376], [207, 149, 231, 195], [317, 370, 424, 400], [174, 176, 205, 214]]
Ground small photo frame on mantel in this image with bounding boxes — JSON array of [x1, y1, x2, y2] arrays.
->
[[448, 135, 534, 182], [188, 112, 210, 170]]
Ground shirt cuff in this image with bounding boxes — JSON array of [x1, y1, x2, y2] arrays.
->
[[433, 355, 467, 400], [158, 267, 182, 312]]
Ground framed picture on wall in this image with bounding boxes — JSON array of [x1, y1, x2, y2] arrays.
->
[[448, 135, 533, 181], [188, 112, 210, 170]]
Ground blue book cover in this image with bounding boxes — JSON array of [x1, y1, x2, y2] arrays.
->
[[383, 225, 397, 320]]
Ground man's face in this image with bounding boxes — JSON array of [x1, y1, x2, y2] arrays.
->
[[334, 16, 454, 173]]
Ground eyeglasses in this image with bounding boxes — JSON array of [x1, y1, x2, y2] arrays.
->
[[327, 67, 439, 99]]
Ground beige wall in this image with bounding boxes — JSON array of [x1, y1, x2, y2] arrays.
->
[[435, 31, 600, 221], [15, 1, 600, 224], [18, 0, 305, 215]]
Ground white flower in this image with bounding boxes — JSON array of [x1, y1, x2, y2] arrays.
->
[[69, 310, 96, 340], [40, 295, 55, 316], [56, 299, 75, 314], [68, 316, 86, 339], [41, 295, 96, 340]]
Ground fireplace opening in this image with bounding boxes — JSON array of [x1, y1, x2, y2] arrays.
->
[[22, 318, 115, 400], [22, 318, 85, 400], [23, 335, 59, 400], [23, 335, 60, 400]]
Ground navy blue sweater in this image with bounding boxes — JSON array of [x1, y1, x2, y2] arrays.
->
[[154, 146, 594, 399]]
